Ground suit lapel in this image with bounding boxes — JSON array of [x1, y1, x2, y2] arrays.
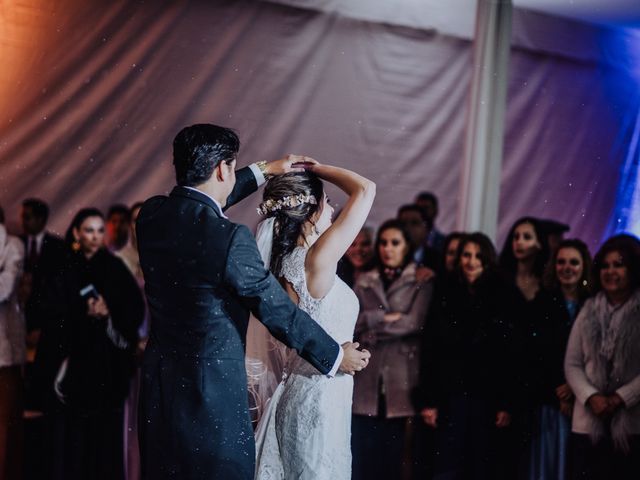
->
[[170, 186, 224, 218], [42, 233, 54, 255]]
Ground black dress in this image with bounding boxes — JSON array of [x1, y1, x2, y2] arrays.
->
[[48, 248, 144, 480], [418, 272, 520, 480], [516, 288, 583, 479], [519, 289, 582, 409]]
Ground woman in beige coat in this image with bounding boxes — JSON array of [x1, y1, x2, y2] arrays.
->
[[352, 219, 433, 480]]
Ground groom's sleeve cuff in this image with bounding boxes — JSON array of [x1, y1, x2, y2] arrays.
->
[[248, 163, 266, 186], [327, 347, 344, 377]]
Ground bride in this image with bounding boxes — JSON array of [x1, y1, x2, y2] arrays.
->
[[251, 157, 375, 479]]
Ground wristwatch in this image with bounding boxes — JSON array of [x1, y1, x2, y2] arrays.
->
[[256, 160, 273, 180]]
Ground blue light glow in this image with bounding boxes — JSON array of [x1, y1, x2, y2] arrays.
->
[[607, 109, 640, 238], [603, 27, 640, 240]]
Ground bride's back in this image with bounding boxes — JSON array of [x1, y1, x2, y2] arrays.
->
[[280, 246, 359, 348]]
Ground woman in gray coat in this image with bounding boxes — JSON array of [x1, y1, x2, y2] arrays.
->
[[351, 219, 433, 480], [564, 234, 640, 479]]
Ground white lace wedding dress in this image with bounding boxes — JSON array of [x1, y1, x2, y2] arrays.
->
[[254, 247, 359, 480]]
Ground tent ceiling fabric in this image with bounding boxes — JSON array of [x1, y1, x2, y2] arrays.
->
[[260, 0, 478, 38], [263, 0, 640, 69], [0, 0, 637, 250], [263, 0, 640, 32]]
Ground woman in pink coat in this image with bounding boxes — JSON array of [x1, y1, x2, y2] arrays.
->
[[352, 219, 433, 480]]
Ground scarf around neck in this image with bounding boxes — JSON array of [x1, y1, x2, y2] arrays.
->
[[581, 289, 640, 452]]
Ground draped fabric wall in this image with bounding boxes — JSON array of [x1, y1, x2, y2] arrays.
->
[[502, 48, 638, 249], [1, 0, 638, 250]]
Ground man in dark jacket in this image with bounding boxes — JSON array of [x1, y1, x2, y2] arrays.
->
[[137, 124, 369, 480], [20, 198, 66, 333], [19, 198, 66, 479]]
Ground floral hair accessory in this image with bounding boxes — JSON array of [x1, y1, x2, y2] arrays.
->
[[257, 193, 317, 216]]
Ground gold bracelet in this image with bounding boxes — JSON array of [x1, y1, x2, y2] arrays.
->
[[256, 160, 273, 179]]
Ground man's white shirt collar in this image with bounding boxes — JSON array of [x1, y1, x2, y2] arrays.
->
[[28, 231, 46, 255], [182, 163, 266, 220], [183, 186, 228, 219]]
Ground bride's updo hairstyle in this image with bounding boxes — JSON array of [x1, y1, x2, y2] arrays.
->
[[261, 172, 324, 275]]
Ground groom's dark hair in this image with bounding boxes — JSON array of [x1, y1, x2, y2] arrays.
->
[[173, 124, 240, 186]]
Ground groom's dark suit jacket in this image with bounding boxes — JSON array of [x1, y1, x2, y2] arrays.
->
[[137, 167, 340, 480]]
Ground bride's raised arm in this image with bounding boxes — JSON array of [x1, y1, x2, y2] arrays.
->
[[304, 161, 376, 297]]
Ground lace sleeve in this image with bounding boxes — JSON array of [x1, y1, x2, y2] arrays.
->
[[279, 247, 321, 317]]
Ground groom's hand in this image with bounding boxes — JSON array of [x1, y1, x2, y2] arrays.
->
[[339, 342, 371, 376], [264, 155, 318, 176]]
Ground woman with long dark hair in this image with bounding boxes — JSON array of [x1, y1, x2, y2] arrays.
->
[[524, 239, 592, 479], [252, 159, 375, 479], [44, 208, 144, 480], [499, 217, 550, 301], [419, 232, 518, 479], [565, 234, 640, 479], [351, 219, 433, 479], [499, 217, 552, 477]]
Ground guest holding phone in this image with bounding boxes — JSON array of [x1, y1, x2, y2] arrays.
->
[[38, 208, 144, 480]]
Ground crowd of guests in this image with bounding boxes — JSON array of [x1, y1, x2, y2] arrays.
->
[[0, 200, 147, 480], [0, 190, 639, 480], [340, 193, 640, 480]]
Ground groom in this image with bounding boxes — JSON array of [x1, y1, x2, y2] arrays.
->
[[137, 124, 370, 480]]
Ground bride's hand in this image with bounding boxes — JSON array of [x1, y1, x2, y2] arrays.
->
[[290, 155, 320, 170], [264, 155, 319, 176]]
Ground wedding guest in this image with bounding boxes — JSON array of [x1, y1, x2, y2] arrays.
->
[[20, 199, 66, 333], [352, 219, 434, 480], [443, 232, 464, 273], [19, 199, 65, 479], [539, 219, 570, 254], [524, 239, 592, 480], [408, 229, 463, 479], [114, 202, 147, 480], [20, 198, 65, 379], [419, 233, 518, 480], [499, 216, 551, 478], [0, 205, 26, 480], [415, 191, 446, 252], [105, 204, 131, 252], [500, 217, 550, 303], [48, 208, 144, 479], [565, 234, 640, 480], [337, 225, 375, 287], [397, 204, 440, 272]]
